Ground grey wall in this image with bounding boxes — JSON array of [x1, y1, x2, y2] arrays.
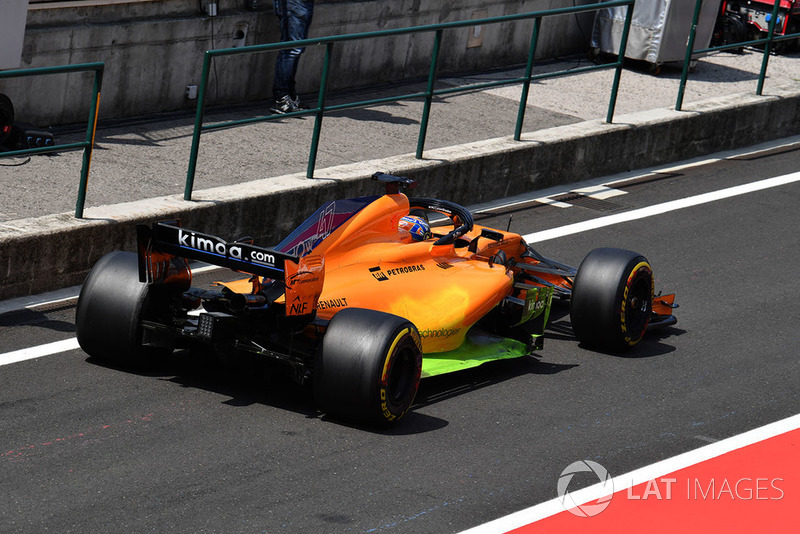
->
[[0, 0, 596, 125]]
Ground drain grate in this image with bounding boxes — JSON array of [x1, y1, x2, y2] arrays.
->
[[473, 199, 553, 222], [731, 145, 800, 161], [0, 300, 78, 327], [27, 299, 78, 313], [551, 193, 623, 211]]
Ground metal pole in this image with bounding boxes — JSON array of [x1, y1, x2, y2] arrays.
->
[[416, 29, 443, 159], [185, 51, 213, 201], [515, 17, 542, 141], [75, 66, 104, 219], [605, 1, 634, 123], [307, 43, 334, 179], [676, 0, 704, 111], [756, 0, 781, 95]]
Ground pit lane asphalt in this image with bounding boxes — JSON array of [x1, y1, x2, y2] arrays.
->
[[1, 137, 798, 533]]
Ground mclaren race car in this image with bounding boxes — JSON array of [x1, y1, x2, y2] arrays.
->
[[75, 173, 677, 426]]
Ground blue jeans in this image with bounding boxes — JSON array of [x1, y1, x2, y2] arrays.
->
[[272, 0, 314, 100]]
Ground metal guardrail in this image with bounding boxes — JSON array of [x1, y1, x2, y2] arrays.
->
[[677, 0, 800, 111], [184, 0, 636, 200], [0, 62, 104, 218]]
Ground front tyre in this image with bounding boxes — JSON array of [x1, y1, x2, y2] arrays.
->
[[75, 251, 172, 366], [314, 308, 423, 426], [570, 248, 654, 351]]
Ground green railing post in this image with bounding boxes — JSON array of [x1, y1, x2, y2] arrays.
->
[[515, 17, 542, 141], [756, 0, 781, 95], [605, 2, 634, 123], [416, 29, 443, 159], [307, 42, 334, 179], [676, 0, 704, 111], [185, 51, 213, 201], [75, 66, 104, 218]]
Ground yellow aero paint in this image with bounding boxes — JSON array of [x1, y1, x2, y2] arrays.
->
[[388, 284, 471, 353]]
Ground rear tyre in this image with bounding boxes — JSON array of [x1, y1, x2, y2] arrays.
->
[[76, 251, 173, 366], [570, 248, 654, 351], [314, 308, 422, 426]]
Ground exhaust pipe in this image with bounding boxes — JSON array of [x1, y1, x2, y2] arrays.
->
[[229, 292, 267, 312]]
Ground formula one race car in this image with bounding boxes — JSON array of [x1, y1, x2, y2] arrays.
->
[[75, 173, 677, 426]]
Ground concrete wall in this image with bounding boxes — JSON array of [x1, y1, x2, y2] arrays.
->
[[0, 0, 596, 125]]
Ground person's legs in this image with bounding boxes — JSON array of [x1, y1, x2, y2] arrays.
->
[[272, 0, 314, 104]]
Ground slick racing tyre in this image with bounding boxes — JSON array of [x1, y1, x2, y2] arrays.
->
[[314, 308, 423, 426], [76, 251, 172, 366], [570, 248, 654, 351]]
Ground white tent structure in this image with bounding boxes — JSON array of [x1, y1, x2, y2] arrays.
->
[[591, 0, 720, 70], [1, 0, 29, 70]]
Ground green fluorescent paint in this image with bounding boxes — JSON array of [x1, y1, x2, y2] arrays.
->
[[421, 330, 530, 378]]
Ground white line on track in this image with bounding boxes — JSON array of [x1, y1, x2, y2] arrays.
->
[[0, 338, 81, 367], [523, 171, 800, 243], [569, 184, 628, 200], [457, 412, 800, 534]]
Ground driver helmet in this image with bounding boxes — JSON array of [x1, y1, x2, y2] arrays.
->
[[399, 215, 431, 241]]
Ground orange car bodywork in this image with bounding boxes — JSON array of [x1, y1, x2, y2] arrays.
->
[[221, 193, 535, 354]]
